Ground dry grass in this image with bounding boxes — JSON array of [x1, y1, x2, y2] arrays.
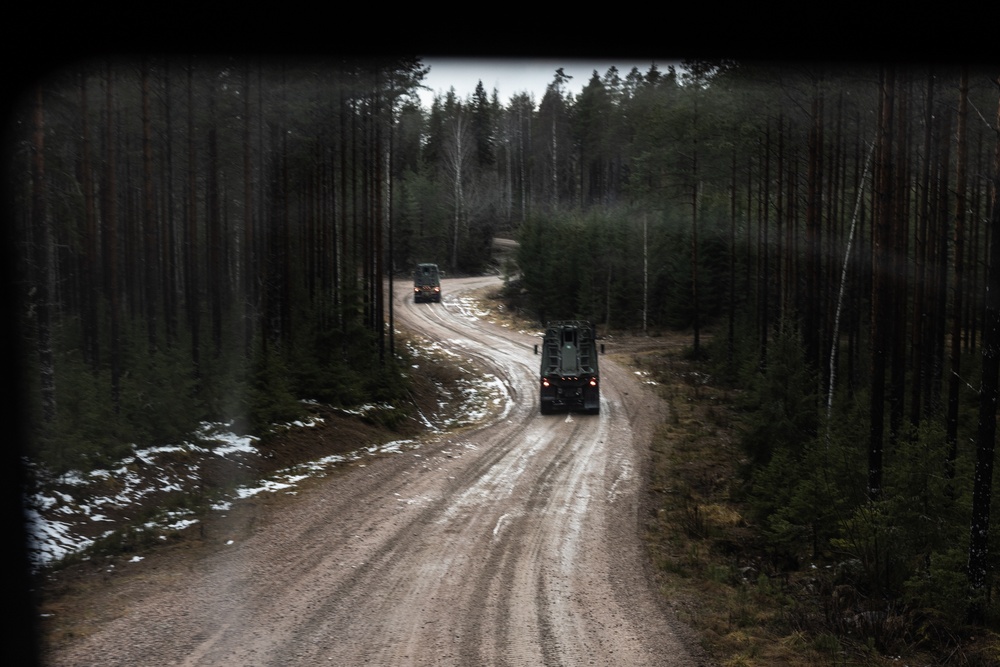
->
[[631, 344, 847, 666], [622, 341, 1000, 667]]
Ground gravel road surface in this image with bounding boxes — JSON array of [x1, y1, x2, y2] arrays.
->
[[45, 275, 705, 666]]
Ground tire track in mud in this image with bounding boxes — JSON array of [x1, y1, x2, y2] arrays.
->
[[456, 415, 594, 666], [248, 391, 576, 664], [47, 275, 705, 667], [232, 276, 694, 666]]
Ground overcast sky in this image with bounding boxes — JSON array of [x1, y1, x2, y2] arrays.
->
[[416, 57, 675, 108]]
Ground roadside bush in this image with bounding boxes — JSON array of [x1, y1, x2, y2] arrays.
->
[[903, 548, 970, 625], [247, 346, 304, 433], [736, 325, 819, 468], [33, 354, 132, 473], [756, 439, 859, 560], [28, 330, 203, 474], [118, 337, 201, 445]]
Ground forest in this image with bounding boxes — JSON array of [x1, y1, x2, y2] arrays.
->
[[7, 55, 1000, 656]]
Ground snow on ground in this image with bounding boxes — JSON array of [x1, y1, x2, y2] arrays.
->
[[24, 349, 508, 573]]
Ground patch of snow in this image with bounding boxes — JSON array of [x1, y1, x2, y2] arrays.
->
[[25, 309, 509, 572]]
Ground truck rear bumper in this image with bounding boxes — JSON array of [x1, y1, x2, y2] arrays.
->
[[540, 385, 600, 414]]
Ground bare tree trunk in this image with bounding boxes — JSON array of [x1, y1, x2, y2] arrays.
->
[[281, 110, 292, 345], [520, 105, 528, 222], [925, 110, 952, 419], [80, 73, 100, 368], [207, 119, 223, 357], [727, 148, 737, 374], [869, 66, 895, 500], [947, 68, 970, 479], [910, 71, 935, 426], [243, 63, 255, 356], [889, 74, 911, 453], [759, 125, 770, 371], [828, 139, 875, 424], [808, 91, 826, 371], [31, 84, 56, 424], [387, 85, 396, 359], [162, 61, 179, 347], [775, 116, 786, 337], [141, 59, 159, 352], [691, 176, 701, 357], [445, 113, 473, 272], [105, 65, 123, 411], [967, 75, 1000, 623], [551, 113, 558, 208], [374, 82, 385, 366], [185, 62, 200, 375]]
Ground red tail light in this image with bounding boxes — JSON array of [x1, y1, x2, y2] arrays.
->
[[589, 377, 598, 387], [542, 378, 550, 388]]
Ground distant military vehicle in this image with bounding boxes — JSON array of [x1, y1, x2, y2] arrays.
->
[[534, 320, 603, 414], [413, 263, 441, 303]]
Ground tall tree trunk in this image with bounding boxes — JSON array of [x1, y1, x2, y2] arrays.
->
[[911, 71, 935, 426], [727, 148, 737, 375], [829, 138, 875, 423], [869, 67, 896, 500], [281, 111, 292, 346], [967, 76, 1000, 623], [141, 59, 159, 352], [263, 122, 283, 351], [775, 115, 786, 333], [80, 73, 100, 368], [162, 61, 178, 347], [551, 111, 558, 208], [339, 85, 349, 339], [31, 84, 56, 424], [517, 105, 531, 223], [374, 83, 385, 366], [387, 86, 396, 360], [759, 126, 771, 371], [947, 68, 970, 479], [243, 63, 255, 356], [207, 94, 223, 358], [927, 109, 953, 419], [889, 74, 911, 452], [691, 173, 701, 357], [805, 91, 824, 371], [104, 65, 122, 412], [185, 62, 201, 375], [446, 114, 471, 273]]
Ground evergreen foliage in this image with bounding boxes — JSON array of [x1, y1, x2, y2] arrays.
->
[[12, 55, 1000, 646], [10, 57, 430, 473], [737, 325, 819, 467]]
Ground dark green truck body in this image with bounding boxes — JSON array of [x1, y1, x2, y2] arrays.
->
[[535, 320, 601, 415], [413, 263, 441, 303]]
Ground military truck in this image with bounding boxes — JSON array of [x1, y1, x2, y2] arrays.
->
[[413, 263, 441, 303], [534, 320, 603, 414]]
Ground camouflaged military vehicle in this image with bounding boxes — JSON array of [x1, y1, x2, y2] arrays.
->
[[413, 263, 441, 303], [534, 320, 603, 415]]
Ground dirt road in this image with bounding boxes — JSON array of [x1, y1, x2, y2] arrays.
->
[[44, 275, 704, 666]]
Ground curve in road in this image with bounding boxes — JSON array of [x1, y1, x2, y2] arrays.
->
[[49, 275, 703, 667]]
